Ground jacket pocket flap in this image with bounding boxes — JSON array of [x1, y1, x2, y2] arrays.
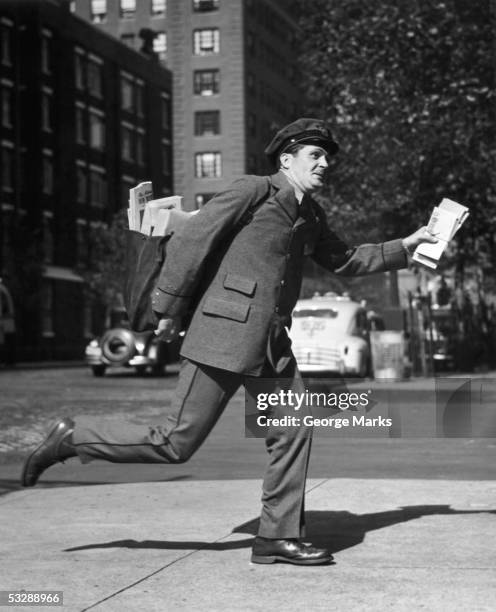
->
[[223, 273, 257, 296], [202, 297, 250, 322]]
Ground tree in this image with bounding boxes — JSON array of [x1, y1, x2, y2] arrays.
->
[[297, 0, 496, 288], [77, 209, 128, 315]]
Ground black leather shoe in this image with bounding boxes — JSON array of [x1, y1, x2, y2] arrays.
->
[[251, 536, 333, 565], [21, 418, 76, 487]]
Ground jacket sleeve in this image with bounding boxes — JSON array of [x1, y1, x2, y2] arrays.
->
[[311, 204, 408, 276], [151, 176, 268, 317]]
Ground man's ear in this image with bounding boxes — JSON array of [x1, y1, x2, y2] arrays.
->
[[279, 152, 292, 169]]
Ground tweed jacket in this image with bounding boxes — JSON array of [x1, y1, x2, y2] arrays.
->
[[151, 171, 407, 375]]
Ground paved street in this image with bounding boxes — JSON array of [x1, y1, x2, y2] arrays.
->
[[0, 366, 495, 493], [1, 366, 495, 611]]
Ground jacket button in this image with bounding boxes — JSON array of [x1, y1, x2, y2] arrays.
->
[[280, 280, 285, 286], [274, 306, 279, 313]]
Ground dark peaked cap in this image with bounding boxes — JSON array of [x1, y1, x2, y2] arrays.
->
[[264, 118, 339, 166]]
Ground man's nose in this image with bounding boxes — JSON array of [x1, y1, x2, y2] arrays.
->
[[318, 155, 329, 168]]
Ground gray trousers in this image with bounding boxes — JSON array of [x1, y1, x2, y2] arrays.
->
[[73, 358, 313, 539]]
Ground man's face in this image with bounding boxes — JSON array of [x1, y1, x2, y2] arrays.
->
[[281, 144, 330, 194]]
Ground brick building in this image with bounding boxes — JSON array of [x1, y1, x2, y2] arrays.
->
[[0, 0, 173, 360], [72, 0, 302, 209]]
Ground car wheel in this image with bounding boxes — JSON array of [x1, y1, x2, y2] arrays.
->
[[101, 329, 135, 365], [92, 364, 106, 377], [135, 365, 148, 376]]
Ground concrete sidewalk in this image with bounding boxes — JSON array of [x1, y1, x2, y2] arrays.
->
[[1, 478, 495, 612]]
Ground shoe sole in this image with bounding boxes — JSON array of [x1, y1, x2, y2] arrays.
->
[[251, 554, 333, 565], [20, 420, 67, 487]]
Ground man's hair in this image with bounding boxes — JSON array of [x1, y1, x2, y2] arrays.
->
[[277, 143, 306, 169]]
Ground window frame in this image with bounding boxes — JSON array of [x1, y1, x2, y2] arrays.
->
[[90, 0, 107, 23], [193, 28, 220, 55], [195, 152, 222, 179], [193, 0, 220, 12], [151, 0, 167, 17], [194, 110, 220, 136], [120, 0, 136, 19], [193, 69, 220, 96], [89, 109, 106, 150]]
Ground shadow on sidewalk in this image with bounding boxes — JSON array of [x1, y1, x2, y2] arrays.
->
[[64, 505, 495, 554]]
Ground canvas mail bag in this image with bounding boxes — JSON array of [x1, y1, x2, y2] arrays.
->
[[123, 178, 270, 333], [123, 230, 170, 332]]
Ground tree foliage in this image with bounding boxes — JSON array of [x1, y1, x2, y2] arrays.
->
[[297, 0, 496, 282], [77, 209, 128, 311]]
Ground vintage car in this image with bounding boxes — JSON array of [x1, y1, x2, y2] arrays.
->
[[289, 295, 383, 377], [85, 307, 181, 376]]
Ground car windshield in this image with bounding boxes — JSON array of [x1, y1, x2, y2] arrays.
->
[[293, 308, 339, 319]]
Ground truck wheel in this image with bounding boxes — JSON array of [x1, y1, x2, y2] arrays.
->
[[92, 364, 106, 377]]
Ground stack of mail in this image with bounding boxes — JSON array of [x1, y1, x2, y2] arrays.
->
[[412, 198, 469, 269], [128, 183, 198, 236]]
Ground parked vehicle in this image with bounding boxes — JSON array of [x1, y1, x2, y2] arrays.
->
[[289, 295, 383, 376], [85, 308, 181, 376]]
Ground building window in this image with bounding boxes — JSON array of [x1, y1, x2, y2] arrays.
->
[[195, 193, 215, 208], [193, 28, 220, 55], [121, 124, 134, 161], [76, 220, 89, 265], [75, 105, 86, 143], [89, 167, 107, 207], [1, 25, 12, 66], [121, 33, 135, 48], [121, 74, 134, 111], [136, 82, 144, 116], [42, 213, 54, 264], [75, 52, 85, 90], [41, 33, 52, 75], [194, 111, 220, 136], [91, 0, 107, 22], [193, 0, 219, 11], [120, 0, 136, 19], [41, 281, 54, 337], [136, 130, 145, 165], [89, 110, 105, 149], [76, 164, 88, 203], [121, 175, 136, 207], [193, 69, 220, 96], [1, 145, 13, 191], [42, 90, 52, 131], [153, 32, 167, 62], [161, 95, 170, 128], [1, 86, 12, 127], [195, 152, 221, 178], [161, 141, 171, 175], [87, 60, 103, 98], [151, 0, 166, 17], [42, 151, 53, 195]]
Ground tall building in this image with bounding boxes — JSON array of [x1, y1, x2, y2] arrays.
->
[[72, 0, 302, 209], [0, 0, 173, 360]]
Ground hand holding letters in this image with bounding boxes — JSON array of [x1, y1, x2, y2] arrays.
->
[[412, 198, 469, 269]]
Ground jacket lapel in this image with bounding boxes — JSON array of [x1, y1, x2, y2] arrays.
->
[[270, 171, 299, 224]]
